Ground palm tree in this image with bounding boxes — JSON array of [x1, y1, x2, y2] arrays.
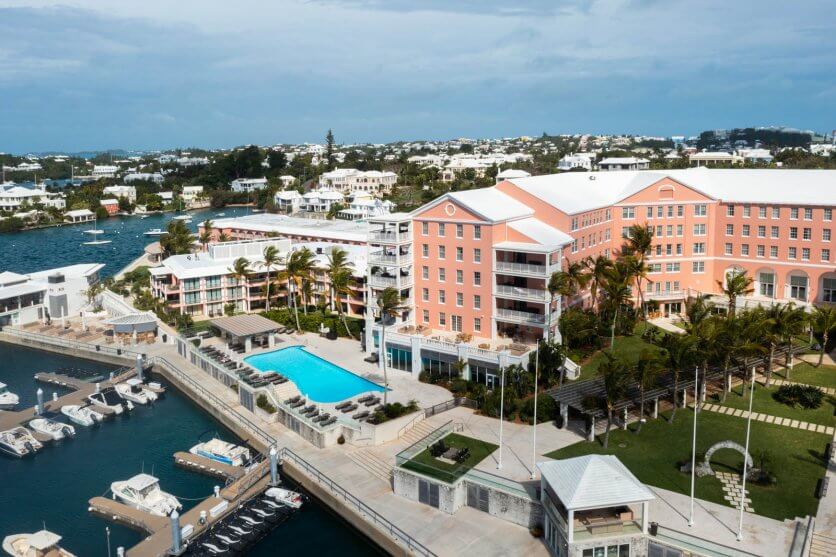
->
[[199, 219, 214, 250], [660, 332, 697, 422], [717, 269, 754, 319], [597, 353, 630, 448], [260, 245, 283, 312], [622, 224, 654, 317], [683, 294, 715, 332], [330, 268, 355, 339], [326, 247, 353, 312], [227, 257, 251, 312], [600, 262, 633, 346], [547, 271, 574, 342], [584, 255, 613, 312], [718, 312, 767, 400], [633, 349, 664, 434], [217, 231, 231, 243], [376, 287, 408, 404], [761, 303, 807, 385], [811, 306, 836, 368], [280, 247, 316, 331]]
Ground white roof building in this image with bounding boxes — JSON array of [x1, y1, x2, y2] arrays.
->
[[124, 172, 164, 183], [318, 168, 397, 195], [558, 153, 596, 171], [598, 157, 650, 171], [689, 151, 744, 166], [0, 183, 65, 212], [103, 185, 137, 202], [210, 213, 369, 244], [230, 177, 269, 192], [495, 168, 531, 183], [92, 165, 118, 178]]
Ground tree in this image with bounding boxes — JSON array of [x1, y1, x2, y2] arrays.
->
[[268, 150, 287, 170], [547, 271, 572, 342], [217, 231, 231, 243], [159, 219, 193, 256], [325, 129, 336, 171], [621, 224, 654, 317], [633, 349, 664, 434], [261, 245, 283, 312], [811, 306, 836, 367], [199, 219, 214, 251], [227, 257, 251, 311], [279, 247, 316, 331], [717, 269, 754, 318], [761, 303, 806, 384], [325, 246, 352, 309], [376, 287, 408, 404], [330, 268, 355, 339], [584, 255, 613, 312], [597, 353, 630, 448], [683, 294, 715, 332], [660, 332, 697, 422]]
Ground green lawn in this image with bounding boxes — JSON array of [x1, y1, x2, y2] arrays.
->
[[401, 433, 498, 483], [774, 362, 836, 389], [711, 383, 836, 427], [545, 410, 828, 521], [579, 330, 662, 381]]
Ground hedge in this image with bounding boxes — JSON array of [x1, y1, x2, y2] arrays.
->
[[261, 308, 363, 338]]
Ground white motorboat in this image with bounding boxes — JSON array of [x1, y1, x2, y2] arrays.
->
[[143, 228, 164, 236], [265, 486, 304, 509], [61, 404, 104, 427], [216, 212, 226, 217], [82, 217, 110, 244], [88, 386, 134, 414], [115, 378, 157, 405], [0, 382, 19, 409], [172, 215, 192, 222], [2, 530, 76, 557], [28, 418, 75, 441], [111, 473, 182, 517], [189, 438, 251, 467], [0, 427, 43, 458], [140, 215, 150, 219]]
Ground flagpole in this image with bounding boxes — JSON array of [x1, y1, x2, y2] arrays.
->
[[689, 365, 699, 526], [737, 366, 756, 541], [530, 343, 540, 480], [497, 365, 505, 470]]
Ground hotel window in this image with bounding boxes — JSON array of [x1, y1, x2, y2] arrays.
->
[[474, 294, 481, 309], [741, 244, 749, 255], [825, 208, 833, 221], [757, 226, 766, 238], [622, 227, 631, 239], [823, 249, 831, 262], [802, 247, 811, 260], [456, 270, 463, 284], [677, 205, 684, 217], [657, 206, 663, 218], [667, 205, 674, 217], [422, 310, 429, 323], [676, 243, 683, 255], [772, 207, 780, 219], [456, 292, 463, 307], [604, 229, 611, 241], [655, 245, 662, 256], [803, 228, 812, 240], [474, 248, 481, 262], [694, 204, 707, 216], [674, 280, 680, 291], [438, 290, 446, 304], [438, 268, 446, 281], [824, 229, 832, 242], [438, 245, 446, 259], [646, 206, 653, 218], [438, 223, 445, 237], [606, 208, 611, 220], [474, 271, 482, 286], [571, 240, 578, 253], [790, 275, 808, 301], [422, 288, 429, 301], [789, 247, 797, 259], [824, 278, 836, 302], [693, 223, 706, 235], [726, 224, 734, 235], [474, 225, 481, 239], [805, 208, 813, 220], [790, 227, 798, 239], [759, 206, 767, 218], [770, 246, 778, 258], [666, 225, 673, 236], [439, 312, 446, 326], [422, 244, 429, 258], [656, 225, 663, 237], [727, 205, 735, 217], [422, 222, 429, 235], [743, 205, 751, 217], [622, 207, 635, 219], [725, 243, 733, 255], [666, 262, 680, 272], [571, 218, 578, 231], [474, 318, 482, 333], [791, 207, 799, 220], [759, 272, 775, 297], [456, 224, 463, 238], [456, 247, 463, 261], [741, 224, 750, 237], [649, 264, 661, 273], [422, 266, 429, 280], [692, 261, 705, 273], [693, 242, 706, 255], [666, 244, 672, 255], [677, 225, 683, 236], [771, 226, 779, 238], [757, 245, 765, 257]]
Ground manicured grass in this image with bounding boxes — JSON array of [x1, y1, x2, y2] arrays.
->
[[545, 410, 829, 521], [774, 362, 836, 389], [401, 433, 499, 483], [711, 382, 836, 426], [580, 331, 662, 381]]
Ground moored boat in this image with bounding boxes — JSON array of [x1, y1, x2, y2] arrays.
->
[[2, 529, 76, 557], [189, 438, 251, 467], [115, 378, 157, 405], [143, 228, 164, 236], [61, 405, 104, 427], [111, 473, 182, 517], [28, 418, 75, 441], [0, 427, 43, 458], [0, 382, 19, 410], [265, 486, 304, 509], [88, 386, 133, 414]]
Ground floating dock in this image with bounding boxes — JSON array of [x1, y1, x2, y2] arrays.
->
[[173, 451, 246, 480]]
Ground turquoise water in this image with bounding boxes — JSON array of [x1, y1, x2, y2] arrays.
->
[[0, 344, 380, 556], [245, 346, 385, 403], [0, 206, 251, 277]]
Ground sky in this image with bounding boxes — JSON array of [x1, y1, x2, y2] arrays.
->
[[0, 0, 833, 153]]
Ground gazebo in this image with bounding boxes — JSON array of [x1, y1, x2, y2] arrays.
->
[[538, 455, 655, 557], [210, 314, 280, 352], [104, 312, 158, 344]]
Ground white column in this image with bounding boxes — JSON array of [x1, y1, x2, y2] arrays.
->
[[410, 336, 423, 379], [642, 501, 649, 534], [567, 509, 575, 543]]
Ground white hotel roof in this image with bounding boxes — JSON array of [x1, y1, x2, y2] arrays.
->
[[445, 187, 534, 222], [538, 455, 655, 510], [211, 214, 368, 243]]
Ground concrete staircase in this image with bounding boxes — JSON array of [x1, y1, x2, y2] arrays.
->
[[271, 380, 300, 403], [400, 419, 439, 446], [348, 449, 394, 484], [810, 532, 836, 557]]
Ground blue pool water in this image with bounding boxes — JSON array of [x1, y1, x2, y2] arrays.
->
[[245, 346, 385, 403]]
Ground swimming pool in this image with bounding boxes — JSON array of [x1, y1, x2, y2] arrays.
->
[[244, 346, 385, 403]]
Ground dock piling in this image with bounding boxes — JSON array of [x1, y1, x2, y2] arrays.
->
[[96, 382, 101, 394], [270, 446, 278, 485], [36, 388, 44, 415], [117, 548, 124, 557], [214, 485, 220, 498], [52, 392, 58, 401], [136, 354, 144, 381], [170, 510, 182, 554]]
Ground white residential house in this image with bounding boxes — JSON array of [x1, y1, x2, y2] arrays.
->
[[124, 172, 164, 184], [92, 165, 118, 179], [274, 190, 303, 213], [301, 188, 345, 213], [689, 151, 744, 166], [318, 168, 398, 195], [181, 185, 208, 208], [158, 191, 174, 202], [279, 175, 296, 188], [736, 148, 773, 164], [102, 185, 137, 203], [0, 183, 65, 212], [598, 157, 650, 171], [337, 191, 394, 220], [495, 168, 531, 183], [176, 156, 209, 167], [64, 209, 95, 223], [230, 177, 269, 192], [558, 153, 596, 171]]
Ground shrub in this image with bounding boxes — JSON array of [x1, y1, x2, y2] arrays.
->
[[773, 384, 824, 409], [337, 434, 345, 445], [368, 399, 419, 424], [480, 388, 517, 419], [261, 308, 363, 338], [518, 395, 557, 425], [256, 393, 276, 414], [529, 526, 544, 538]]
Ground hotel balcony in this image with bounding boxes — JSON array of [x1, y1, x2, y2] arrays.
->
[[494, 260, 552, 277], [369, 249, 411, 266], [495, 307, 547, 325], [369, 273, 413, 289], [495, 284, 548, 303]]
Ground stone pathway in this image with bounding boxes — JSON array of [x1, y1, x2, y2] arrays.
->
[[770, 378, 836, 395], [700, 402, 835, 435], [716, 471, 754, 512]]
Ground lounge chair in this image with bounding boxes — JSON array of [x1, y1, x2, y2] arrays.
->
[[322, 416, 337, 426], [341, 403, 358, 413], [351, 410, 369, 420], [357, 394, 373, 404], [290, 399, 306, 408], [363, 397, 380, 407], [285, 395, 301, 405], [301, 404, 316, 413], [313, 413, 330, 423], [335, 401, 351, 410]]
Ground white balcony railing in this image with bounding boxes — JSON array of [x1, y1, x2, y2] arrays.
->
[[495, 308, 546, 325], [494, 261, 548, 276], [369, 230, 409, 243], [369, 251, 399, 265], [495, 284, 548, 302], [370, 274, 414, 289]]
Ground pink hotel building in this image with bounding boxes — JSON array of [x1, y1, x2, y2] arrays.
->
[[365, 167, 836, 383]]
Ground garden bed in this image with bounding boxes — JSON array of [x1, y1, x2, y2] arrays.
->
[[401, 433, 498, 483]]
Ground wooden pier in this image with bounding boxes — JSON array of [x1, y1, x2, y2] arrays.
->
[[173, 451, 246, 480]]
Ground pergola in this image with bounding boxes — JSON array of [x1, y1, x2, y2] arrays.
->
[[210, 314, 280, 352], [104, 311, 158, 343]]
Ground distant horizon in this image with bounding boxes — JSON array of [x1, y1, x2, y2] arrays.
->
[[0, 1, 832, 153]]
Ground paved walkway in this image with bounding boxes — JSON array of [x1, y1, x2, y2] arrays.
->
[[700, 402, 835, 435], [648, 316, 686, 334], [770, 377, 836, 395], [716, 471, 754, 513]]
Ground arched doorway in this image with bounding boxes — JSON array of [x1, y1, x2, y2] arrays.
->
[[787, 270, 810, 303]]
